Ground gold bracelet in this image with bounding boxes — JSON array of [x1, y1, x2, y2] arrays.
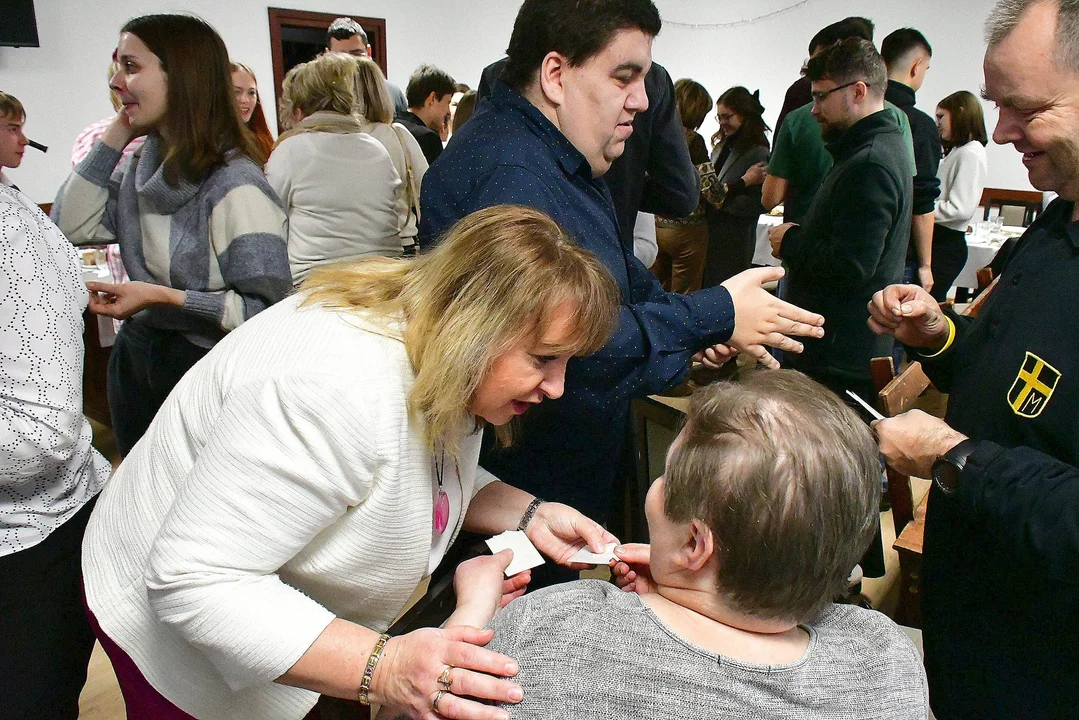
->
[[357, 633, 390, 705]]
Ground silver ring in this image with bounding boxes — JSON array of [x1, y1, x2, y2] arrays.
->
[[433, 689, 447, 714]]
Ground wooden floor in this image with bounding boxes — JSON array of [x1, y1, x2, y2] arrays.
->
[[80, 643, 125, 719]]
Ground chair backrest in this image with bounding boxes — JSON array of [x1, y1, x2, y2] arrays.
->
[[980, 187, 1043, 226], [871, 358, 931, 535]]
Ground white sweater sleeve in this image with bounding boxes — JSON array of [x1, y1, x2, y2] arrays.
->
[[144, 374, 380, 691], [935, 144, 988, 227]]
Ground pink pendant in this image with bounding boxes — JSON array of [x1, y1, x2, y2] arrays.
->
[[434, 490, 450, 534]]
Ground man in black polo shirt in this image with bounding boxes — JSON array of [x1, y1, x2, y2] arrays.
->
[[869, 1, 1079, 716], [882, 27, 942, 292]]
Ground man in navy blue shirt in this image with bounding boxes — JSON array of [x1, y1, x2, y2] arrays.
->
[[420, 0, 824, 524]]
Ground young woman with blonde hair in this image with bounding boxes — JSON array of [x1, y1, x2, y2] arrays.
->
[[268, 53, 405, 283], [81, 204, 621, 720], [353, 55, 429, 253]]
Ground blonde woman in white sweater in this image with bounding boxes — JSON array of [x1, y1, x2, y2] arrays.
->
[[81, 205, 620, 720], [267, 53, 404, 285], [354, 56, 429, 254], [931, 90, 989, 301]]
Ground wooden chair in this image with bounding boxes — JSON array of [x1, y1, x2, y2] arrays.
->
[[871, 280, 1000, 625], [979, 187, 1043, 227], [871, 357, 932, 627]]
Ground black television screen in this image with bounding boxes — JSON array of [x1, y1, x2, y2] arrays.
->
[[0, 0, 40, 48]]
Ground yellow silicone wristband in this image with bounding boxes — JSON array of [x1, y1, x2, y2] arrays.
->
[[919, 315, 956, 359]]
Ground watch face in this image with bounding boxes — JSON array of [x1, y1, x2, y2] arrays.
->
[[932, 457, 961, 495]]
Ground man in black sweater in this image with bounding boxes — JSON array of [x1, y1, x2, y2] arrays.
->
[[768, 38, 912, 404], [870, 1, 1079, 716], [882, 28, 942, 292], [395, 64, 456, 165]]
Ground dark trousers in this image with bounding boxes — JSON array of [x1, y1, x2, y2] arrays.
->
[[108, 321, 210, 456], [930, 224, 969, 303], [0, 498, 97, 720]]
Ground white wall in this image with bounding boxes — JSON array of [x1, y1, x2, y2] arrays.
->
[[1, 0, 1028, 203]]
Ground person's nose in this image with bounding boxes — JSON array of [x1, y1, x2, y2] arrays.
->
[[539, 365, 567, 400], [17, 129, 27, 146], [992, 107, 1022, 146], [109, 70, 125, 94], [627, 77, 648, 114]]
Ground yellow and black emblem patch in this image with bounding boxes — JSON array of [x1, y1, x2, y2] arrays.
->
[[1007, 352, 1060, 418]]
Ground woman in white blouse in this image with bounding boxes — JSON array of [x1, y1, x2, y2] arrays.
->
[[932, 91, 989, 302], [81, 205, 620, 720], [267, 53, 403, 285], [354, 56, 429, 255]]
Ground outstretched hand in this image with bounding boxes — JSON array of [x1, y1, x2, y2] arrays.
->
[[720, 266, 825, 369], [524, 502, 618, 569]]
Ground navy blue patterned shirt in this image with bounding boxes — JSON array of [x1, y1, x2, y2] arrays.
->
[[419, 81, 735, 518]]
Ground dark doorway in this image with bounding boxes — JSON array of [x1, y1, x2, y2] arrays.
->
[[267, 8, 387, 133]]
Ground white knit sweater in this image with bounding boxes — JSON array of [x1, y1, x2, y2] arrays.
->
[[934, 140, 989, 231], [81, 294, 497, 719]]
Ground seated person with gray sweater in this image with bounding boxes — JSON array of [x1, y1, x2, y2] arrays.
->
[[452, 370, 928, 719]]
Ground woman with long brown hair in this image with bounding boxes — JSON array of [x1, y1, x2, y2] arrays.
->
[[231, 61, 275, 163], [53, 14, 290, 455], [703, 86, 770, 286], [931, 90, 988, 301]]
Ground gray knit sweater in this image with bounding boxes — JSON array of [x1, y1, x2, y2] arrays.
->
[[53, 136, 290, 348], [486, 580, 929, 719]]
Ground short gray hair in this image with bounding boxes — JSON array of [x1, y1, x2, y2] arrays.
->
[[986, 0, 1079, 73]]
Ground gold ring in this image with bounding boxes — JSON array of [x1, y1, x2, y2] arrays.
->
[[437, 665, 454, 690], [433, 689, 447, 714]]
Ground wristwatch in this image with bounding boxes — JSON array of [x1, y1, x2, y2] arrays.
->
[[931, 439, 978, 496]]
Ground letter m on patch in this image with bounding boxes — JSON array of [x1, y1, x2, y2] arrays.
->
[[1008, 352, 1061, 418]]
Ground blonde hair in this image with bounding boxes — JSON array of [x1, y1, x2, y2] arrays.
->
[[300, 205, 619, 456], [108, 61, 123, 112], [354, 56, 394, 124], [278, 52, 357, 127]]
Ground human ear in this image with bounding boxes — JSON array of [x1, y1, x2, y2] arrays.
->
[[677, 519, 715, 572], [538, 51, 567, 107], [424, 91, 439, 109]]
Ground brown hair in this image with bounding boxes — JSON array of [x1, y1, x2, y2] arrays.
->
[[231, 62, 275, 164], [663, 370, 880, 623], [937, 90, 988, 151], [0, 92, 25, 121], [120, 14, 265, 183], [674, 78, 711, 131], [711, 86, 770, 153], [300, 205, 619, 455], [451, 90, 478, 134]]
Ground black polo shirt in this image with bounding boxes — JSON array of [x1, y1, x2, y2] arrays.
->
[[917, 197, 1079, 718]]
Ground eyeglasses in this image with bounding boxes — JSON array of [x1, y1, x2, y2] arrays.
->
[[715, 112, 738, 125], [810, 80, 868, 103]]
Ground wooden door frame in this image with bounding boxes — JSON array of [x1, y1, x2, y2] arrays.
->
[[267, 8, 387, 131]]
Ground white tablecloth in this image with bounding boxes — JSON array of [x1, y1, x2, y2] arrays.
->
[[953, 225, 1025, 290], [753, 214, 785, 267]]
